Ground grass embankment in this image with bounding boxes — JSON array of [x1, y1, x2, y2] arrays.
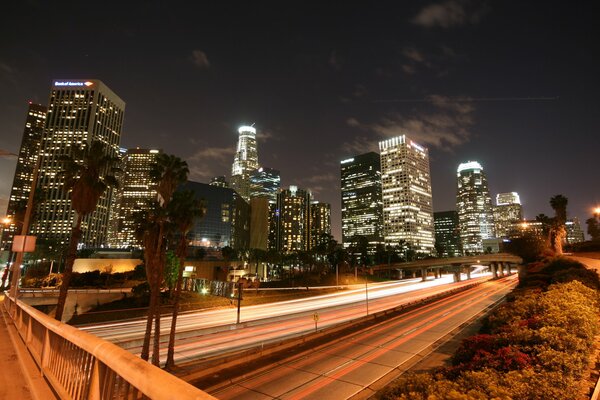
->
[[379, 257, 600, 400], [69, 288, 339, 325]]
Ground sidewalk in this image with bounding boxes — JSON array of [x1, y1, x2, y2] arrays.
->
[[0, 294, 56, 400]]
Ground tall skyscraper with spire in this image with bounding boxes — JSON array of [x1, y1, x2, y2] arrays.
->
[[456, 161, 495, 254], [379, 135, 435, 255], [31, 79, 125, 247], [230, 125, 259, 202]]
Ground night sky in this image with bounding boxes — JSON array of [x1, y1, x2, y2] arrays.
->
[[1, 1, 599, 241]]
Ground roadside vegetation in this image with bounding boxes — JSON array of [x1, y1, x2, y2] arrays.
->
[[380, 257, 600, 400]]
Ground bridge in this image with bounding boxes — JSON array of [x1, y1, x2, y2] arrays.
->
[[372, 253, 523, 281], [1, 293, 216, 400]]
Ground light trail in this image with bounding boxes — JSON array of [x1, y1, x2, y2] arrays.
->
[[208, 276, 517, 400]]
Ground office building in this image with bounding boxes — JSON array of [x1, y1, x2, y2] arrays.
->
[[310, 201, 331, 249], [379, 136, 435, 254], [340, 152, 384, 252], [2, 103, 47, 249], [230, 125, 259, 202], [433, 211, 462, 257], [456, 161, 495, 254], [108, 148, 161, 248], [566, 218, 585, 244], [493, 192, 523, 238], [181, 181, 249, 250], [32, 80, 125, 247], [210, 176, 228, 188], [250, 167, 280, 202], [275, 186, 312, 252]]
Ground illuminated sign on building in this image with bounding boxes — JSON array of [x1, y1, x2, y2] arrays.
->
[[53, 81, 94, 87]]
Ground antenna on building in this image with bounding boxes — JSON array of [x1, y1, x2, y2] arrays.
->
[[251, 122, 256, 127]]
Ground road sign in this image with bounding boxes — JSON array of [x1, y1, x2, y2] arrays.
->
[[313, 312, 319, 322]]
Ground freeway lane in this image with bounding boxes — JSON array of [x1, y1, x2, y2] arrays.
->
[[206, 275, 517, 400], [81, 273, 491, 347]]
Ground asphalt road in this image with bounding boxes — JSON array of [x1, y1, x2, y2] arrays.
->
[[80, 273, 494, 364], [204, 276, 517, 400]]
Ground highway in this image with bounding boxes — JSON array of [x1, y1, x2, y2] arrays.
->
[[80, 272, 498, 364], [205, 275, 517, 400]]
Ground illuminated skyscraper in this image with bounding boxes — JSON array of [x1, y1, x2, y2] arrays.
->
[[379, 136, 435, 254], [32, 79, 125, 247], [433, 211, 462, 257], [310, 201, 331, 249], [456, 161, 495, 254], [493, 192, 523, 238], [210, 176, 228, 188], [108, 148, 161, 248], [566, 218, 585, 244], [340, 152, 384, 252], [250, 167, 280, 202], [275, 186, 312, 252], [230, 125, 259, 202], [2, 103, 47, 249]]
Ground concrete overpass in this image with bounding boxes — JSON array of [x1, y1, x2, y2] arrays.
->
[[372, 253, 523, 281]]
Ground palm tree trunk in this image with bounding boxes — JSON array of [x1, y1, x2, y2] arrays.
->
[[152, 281, 162, 366], [140, 271, 156, 361], [165, 237, 186, 370], [55, 214, 83, 321]]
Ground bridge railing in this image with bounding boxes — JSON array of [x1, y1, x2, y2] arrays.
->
[[3, 294, 216, 400]]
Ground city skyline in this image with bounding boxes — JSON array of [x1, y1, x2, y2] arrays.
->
[[1, 1, 599, 242]]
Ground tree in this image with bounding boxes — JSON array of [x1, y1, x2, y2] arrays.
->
[[139, 153, 189, 365], [55, 141, 119, 321], [549, 195, 568, 254], [586, 216, 600, 241], [165, 190, 205, 370]]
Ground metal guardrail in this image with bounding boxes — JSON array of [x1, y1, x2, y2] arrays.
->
[[19, 288, 132, 297], [3, 294, 216, 400]]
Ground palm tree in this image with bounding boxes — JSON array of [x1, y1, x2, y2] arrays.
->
[[55, 141, 119, 321], [165, 190, 205, 370], [141, 154, 189, 365], [549, 195, 568, 254]]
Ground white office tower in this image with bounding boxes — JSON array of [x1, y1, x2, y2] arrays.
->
[[456, 161, 496, 254], [379, 135, 435, 255], [493, 192, 523, 238], [32, 79, 125, 247], [230, 125, 259, 202]]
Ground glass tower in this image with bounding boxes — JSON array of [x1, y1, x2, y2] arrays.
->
[[2, 103, 47, 249], [379, 136, 435, 255], [31, 79, 125, 247], [456, 161, 495, 254], [433, 211, 462, 257], [230, 125, 259, 202], [340, 152, 384, 252], [493, 192, 523, 238], [108, 148, 161, 248], [249, 167, 280, 202]]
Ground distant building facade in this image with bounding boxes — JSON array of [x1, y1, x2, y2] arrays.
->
[[181, 181, 249, 250], [230, 125, 259, 202], [2, 103, 47, 249], [340, 152, 384, 252], [32, 79, 125, 247], [456, 161, 495, 254], [379, 136, 435, 254], [493, 192, 523, 238], [433, 211, 462, 257]]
